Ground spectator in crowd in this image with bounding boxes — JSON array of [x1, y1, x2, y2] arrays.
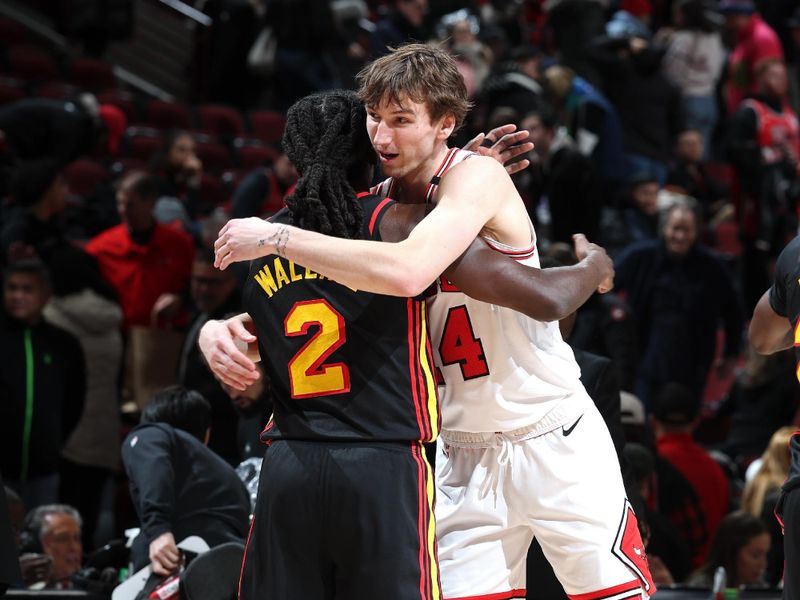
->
[[621, 174, 661, 245], [720, 0, 783, 116], [266, 0, 345, 110], [85, 171, 195, 330], [543, 64, 626, 195], [741, 425, 794, 586], [721, 347, 799, 467], [728, 60, 800, 311], [590, 14, 684, 185], [42, 247, 122, 548], [480, 45, 542, 130], [436, 9, 493, 98], [177, 247, 242, 465], [0, 474, 22, 594], [544, 0, 609, 87], [369, 0, 430, 59], [121, 386, 250, 574], [651, 382, 731, 567], [546, 243, 639, 391], [623, 442, 692, 583], [0, 95, 125, 167], [520, 105, 600, 246], [0, 159, 68, 265], [666, 129, 729, 221], [658, 0, 725, 156], [687, 510, 770, 589], [229, 154, 297, 220], [22, 504, 83, 590], [149, 130, 204, 224], [220, 365, 273, 461], [0, 260, 85, 509], [614, 199, 743, 408]]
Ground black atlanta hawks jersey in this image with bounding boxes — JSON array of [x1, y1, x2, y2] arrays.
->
[[243, 194, 439, 443]]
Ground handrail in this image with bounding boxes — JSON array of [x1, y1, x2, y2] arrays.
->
[[156, 0, 212, 27]]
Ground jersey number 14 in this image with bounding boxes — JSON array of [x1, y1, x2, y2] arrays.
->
[[438, 305, 490, 380]]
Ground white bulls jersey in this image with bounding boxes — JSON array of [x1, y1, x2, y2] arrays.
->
[[373, 148, 584, 433]]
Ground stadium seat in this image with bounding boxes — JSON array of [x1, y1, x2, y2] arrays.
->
[[121, 127, 163, 161], [110, 157, 147, 177], [145, 99, 192, 130], [34, 81, 79, 100], [0, 78, 25, 106], [235, 138, 279, 169], [197, 104, 244, 138], [0, 16, 29, 48], [68, 57, 117, 91], [193, 135, 234, 171], [96, 90, 140, 123], [63, 158, 111, 197], [248, 109, 285, 144], [7, 45, 61, 82], [198, 172, 225, 207]]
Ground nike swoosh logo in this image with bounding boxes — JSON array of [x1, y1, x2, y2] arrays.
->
[[562, 415, 584, 436]]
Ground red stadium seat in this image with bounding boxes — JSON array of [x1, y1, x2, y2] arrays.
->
[[0, 16, 29, 48], [235, 138, 279, 169], [68, 57, 117, 92], [34, 81, 79, 100], [122, 127, 164, 161], [95, 90, 140, 123], [248, 109, 285, 144], [194, 135, 234, 171], [145, 99, 192, 130], [0, 78, 25, 106], [197, 104, 245, 138], [7, 45, 60, 82], [63, 158, 111, 196], [198, 172, 225, 207]]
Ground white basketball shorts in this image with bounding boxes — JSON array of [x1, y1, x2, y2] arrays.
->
[[435, 393, 655, 600]]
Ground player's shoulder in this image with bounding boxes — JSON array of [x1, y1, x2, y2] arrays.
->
[[776, 235, 800, 276], [440, 154, 507, 189]]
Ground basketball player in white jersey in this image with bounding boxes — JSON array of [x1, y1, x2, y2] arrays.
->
[[213, 44, 654, 600]]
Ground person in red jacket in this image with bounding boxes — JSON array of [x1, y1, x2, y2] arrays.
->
[[651, 382, 730, 568], [85, 171, 194, 330]]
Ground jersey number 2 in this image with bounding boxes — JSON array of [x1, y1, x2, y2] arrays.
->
[[438, 305, 489, 380], [285, 299, 350, 399]]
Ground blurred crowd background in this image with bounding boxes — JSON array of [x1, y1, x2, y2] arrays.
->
[[0, 0, 799, 596]]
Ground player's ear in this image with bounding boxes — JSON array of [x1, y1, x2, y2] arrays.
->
[[437, 113, 456, 141]]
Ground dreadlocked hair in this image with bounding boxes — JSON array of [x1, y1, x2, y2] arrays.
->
[[282, 90, 375, 239]]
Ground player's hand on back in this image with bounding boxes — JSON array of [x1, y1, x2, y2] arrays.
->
[[572, 233, 614, 294], [463, 124, 534, 176], [198, 315, 260, 391], [214, 217, 277, 270]]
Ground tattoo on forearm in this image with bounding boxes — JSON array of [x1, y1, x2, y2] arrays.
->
[[270, 225, 290, 258], [257, 238, 266, 247]]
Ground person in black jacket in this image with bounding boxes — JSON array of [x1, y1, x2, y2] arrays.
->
[[0, 260, 85, 509], [177, 248, 242, 465], [0, 96, 124, 168], [121, 386, 250, 576], [614, 199, 743, 408]]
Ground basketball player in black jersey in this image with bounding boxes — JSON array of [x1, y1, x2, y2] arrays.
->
[[749, 236, 800, 600], [221, 89, 613, 600]]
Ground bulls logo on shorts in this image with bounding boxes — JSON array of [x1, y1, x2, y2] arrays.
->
[[612, 500, 655, 595]]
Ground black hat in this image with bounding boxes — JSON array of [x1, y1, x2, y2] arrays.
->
[[652, 382, 700, 425]]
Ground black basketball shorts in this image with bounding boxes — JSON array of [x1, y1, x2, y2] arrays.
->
[[238, 439, 441, 600]]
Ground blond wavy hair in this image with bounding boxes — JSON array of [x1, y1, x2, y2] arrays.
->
[[741, 426, 795, 516]]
